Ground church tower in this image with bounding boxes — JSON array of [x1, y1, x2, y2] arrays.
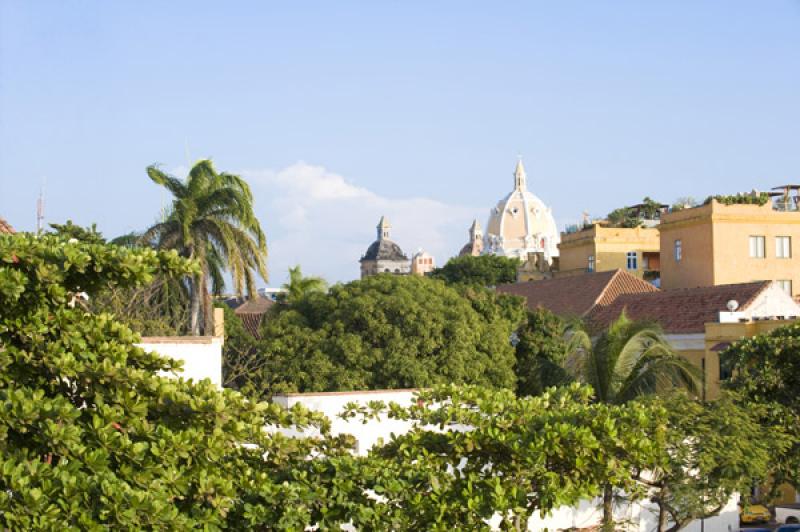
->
[[459, 219, 484, 257], [359, 216, 411, 278]]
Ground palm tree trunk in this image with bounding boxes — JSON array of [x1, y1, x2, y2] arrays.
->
[[202, 276, 213, 336], [190, 273, 202, 335], [601, 483, 614, 531]]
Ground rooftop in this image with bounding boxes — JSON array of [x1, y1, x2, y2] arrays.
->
[[586, 281, 772, 334], [497, 270, 658, 318], [0, 217, 15, 234]]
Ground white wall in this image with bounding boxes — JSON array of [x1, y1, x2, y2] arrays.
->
[[272, 389, 417, 455], [137, 336, 223, 388]]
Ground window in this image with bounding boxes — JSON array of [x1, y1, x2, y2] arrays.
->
[[776, 236, 792, 258], [749, 236, 765, 258], [626, 251, 638, 270], [587, 255, 595, 272], [777, 280, 793, 296], [674, 240, 682, 261]]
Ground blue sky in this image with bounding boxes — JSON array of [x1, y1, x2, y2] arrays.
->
[[1, 1, 799, 284]]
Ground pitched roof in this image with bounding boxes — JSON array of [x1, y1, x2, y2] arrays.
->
[[234, 296, 275, 338], [586, 281, 772, 334], [496, 270, 658, 318], [0, 217, 15, 234]]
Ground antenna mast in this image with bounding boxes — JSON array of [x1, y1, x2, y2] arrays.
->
[[36, 180, 45, 234]]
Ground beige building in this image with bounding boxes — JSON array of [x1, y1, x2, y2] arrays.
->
[[411, 249, 435, 276], [484, 159, 560, 262], [557, 225, 660, 281], [659, 199, 800, 298]]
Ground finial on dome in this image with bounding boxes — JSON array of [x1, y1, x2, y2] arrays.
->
[[377, 216, 391, 240], [514, 156, 527, 190]]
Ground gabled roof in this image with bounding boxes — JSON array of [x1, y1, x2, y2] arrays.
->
[[0, 217, 15, 234], [496, 270, 658, 318], [234, 296, 275, 338], [586, 281, 772, 334]]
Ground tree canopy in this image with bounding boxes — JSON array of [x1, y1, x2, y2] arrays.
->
[[250, 274, 526, 398], [0, 232, 366, 529], [637, 392, 781, 532], [722, 323, 800, 491], [514, 308, 572, 397], [344, 384, 668, 530], [430, 254, 520, 286]]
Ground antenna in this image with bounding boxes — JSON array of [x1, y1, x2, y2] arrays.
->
[[36, 179, 46, 234]]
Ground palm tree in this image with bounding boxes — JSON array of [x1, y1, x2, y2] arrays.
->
[[143, 160, 267, 335], [280, 265, 327, 304], [563, 311, 701, 530]]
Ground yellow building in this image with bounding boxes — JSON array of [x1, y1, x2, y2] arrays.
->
[[557, 224, 660, 280], [659, 199, 800, 297]]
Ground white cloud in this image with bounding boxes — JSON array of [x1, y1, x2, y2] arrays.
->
[[242, 162, 480, 285]]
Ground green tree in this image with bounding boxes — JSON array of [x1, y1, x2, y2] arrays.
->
[[430, 254, 520, 286], [637, 393, 782, 532], [344, 384, 668, 530], [280, 265, 327, 304], [514, 308, 572, 397], [48, 220, 105, 244], [143, 160, 267, 335], [47, 221, 190, 335], [254, 275, 525, 398], [722, 323, 800, 492], [563, 312, 701, 529], [219, 303, 262, 396], [0, 232, 370, 529]]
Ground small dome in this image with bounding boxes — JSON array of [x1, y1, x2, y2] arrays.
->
[[361, 239, 408, 261]]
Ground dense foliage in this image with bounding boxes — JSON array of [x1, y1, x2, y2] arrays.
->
[[143, 160, 268, 334], [430, 254, 520, 286], [0, 233, 367, 529], [722, 323, 800, 491], [606, 196, 665, 228], [249, 275, 525, 397], [345, 384, 669, 530], [703, 192, 771, 206], [47, 221, 190, 336], [638, 393, 782, 532], [514, 308, 572, 397]]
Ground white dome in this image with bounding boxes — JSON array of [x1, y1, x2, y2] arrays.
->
[[484, 159, 560, 260]]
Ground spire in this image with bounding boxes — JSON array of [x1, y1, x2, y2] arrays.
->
[[514, 157, 527, 190], [469, 219, 483, 240], [377, 216, 391, 240]]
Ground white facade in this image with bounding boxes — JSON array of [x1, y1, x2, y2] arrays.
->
[[138, 336, 223, 388], [272, 389, 418, 455], [484, 159, 560, 262]]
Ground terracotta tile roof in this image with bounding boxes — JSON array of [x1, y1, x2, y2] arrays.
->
[[496, 270, 658, 318], [0, 217, 15, 234], [587, 281, 772, 334], [234, 296, 275, 337]]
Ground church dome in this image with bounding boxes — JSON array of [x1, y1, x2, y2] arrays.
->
[[484, 159, 560, 260], [362, 239, 408, 261]]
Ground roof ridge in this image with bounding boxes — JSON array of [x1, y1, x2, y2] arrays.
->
[[738, 280, 773, 310], [588, 269, 621, 313]]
